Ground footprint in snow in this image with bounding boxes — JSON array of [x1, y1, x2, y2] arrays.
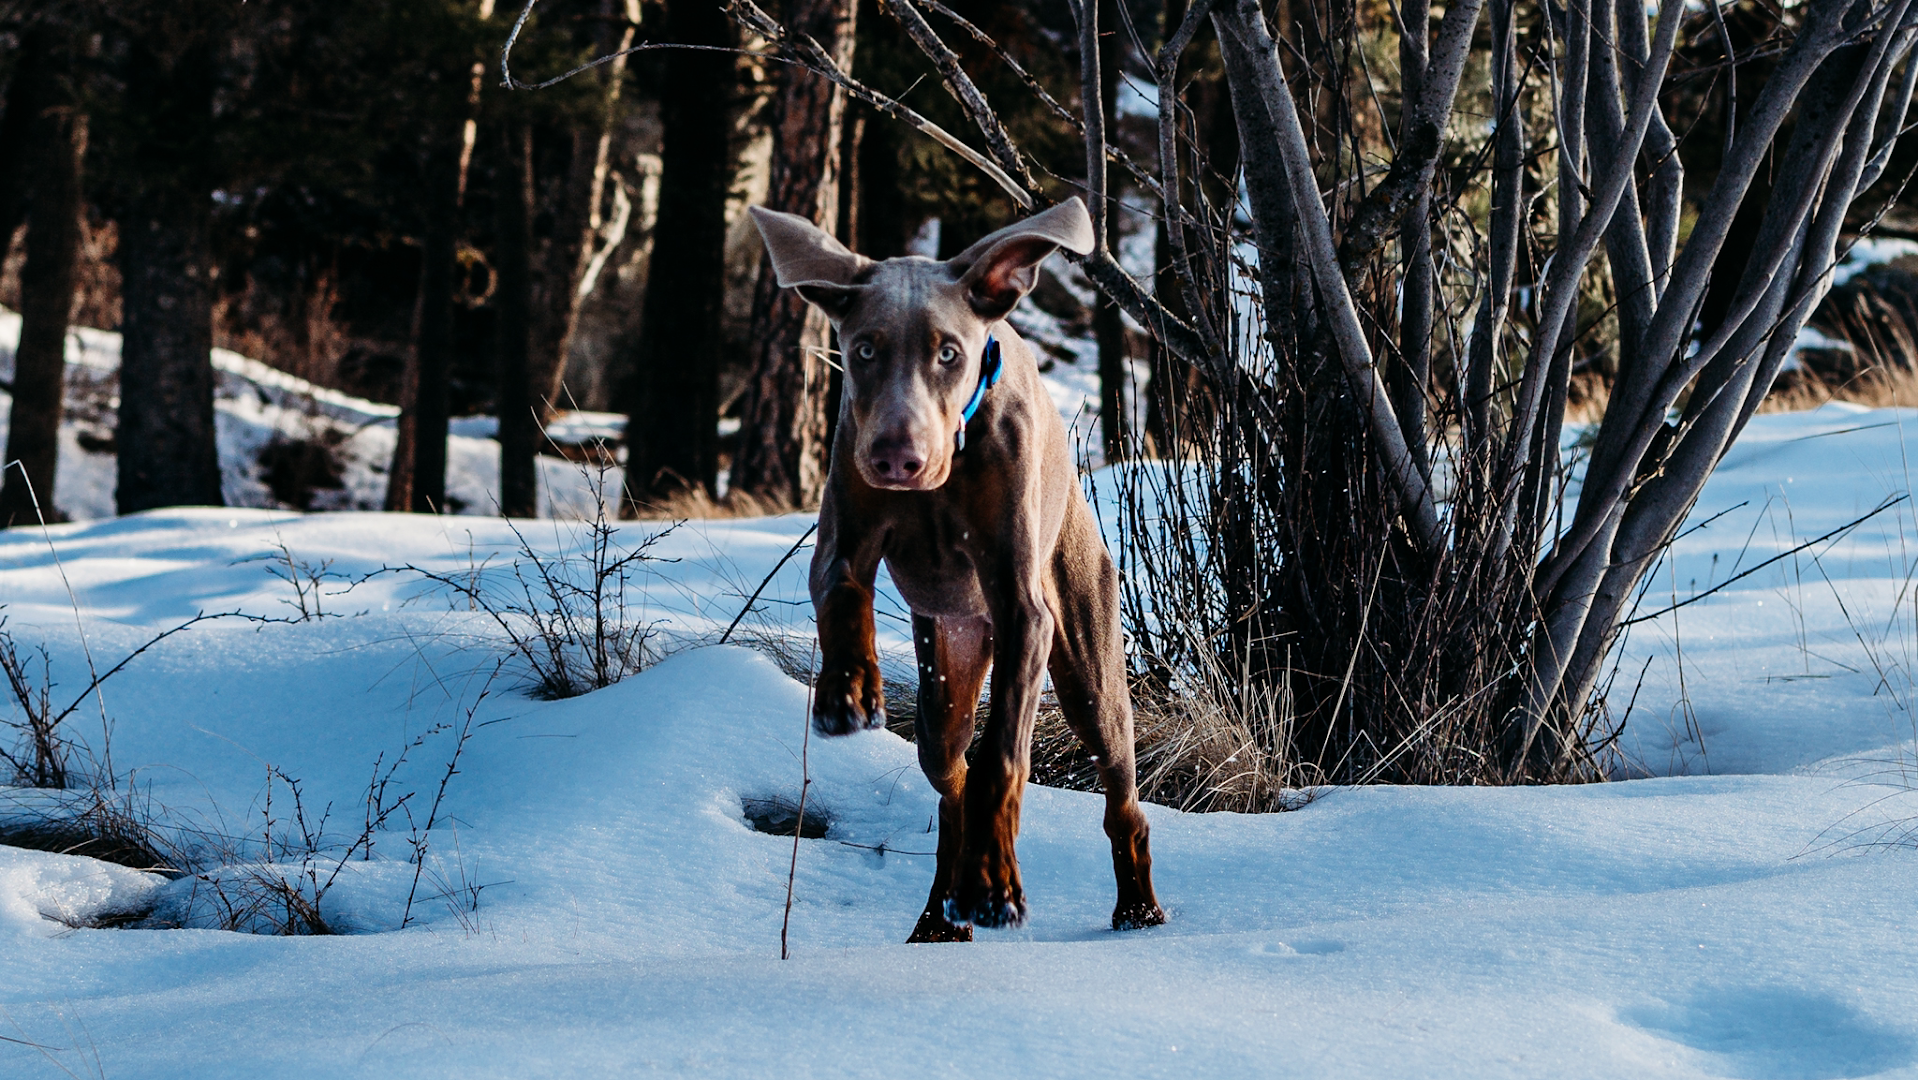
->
[[1621, 986, 1915, 1080], [1247, 939, 1345, 958]]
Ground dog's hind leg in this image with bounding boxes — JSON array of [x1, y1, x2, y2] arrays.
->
[[906, 613, 991, 943], [1045, 501, 1166, 930]]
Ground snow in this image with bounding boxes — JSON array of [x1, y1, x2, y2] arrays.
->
[[5, 344, 1918, 1074]]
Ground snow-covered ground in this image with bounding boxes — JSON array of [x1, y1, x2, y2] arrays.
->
[[0, 403, 1916, 1077], [7, 296, 1918, 1075]]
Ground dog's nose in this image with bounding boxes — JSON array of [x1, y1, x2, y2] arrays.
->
[[870, 447, 924, 478], [868, 437, 925, 480]]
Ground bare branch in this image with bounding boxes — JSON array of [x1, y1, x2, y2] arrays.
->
[[1214, 0, 1443, 555], [1337, 0, 1488, 272], [884, 0, 1039, 194], [726, 0, 1034, 208]]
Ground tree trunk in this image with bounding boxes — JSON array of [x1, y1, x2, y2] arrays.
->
[[497, 123, 540, 519], [0, 30, 85, 528], [622, 0, 735, 508], [387, 0, 495, 513], [1148, 1, 1234, 458], [528, 0, 640, 422], [392, 128, 467, 513], [1093, 0, 1127, 463], [730, 0, 858, 509], [0, 32, 41, 248], [115, 33, 223, 515]]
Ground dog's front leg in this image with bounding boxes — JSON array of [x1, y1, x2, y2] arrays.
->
[[808, 490, 887, 736], [947, 561, 1052, 929]]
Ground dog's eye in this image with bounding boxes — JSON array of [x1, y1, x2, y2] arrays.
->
[[937, 345, 959, 366], [853, 342, 875, 362]]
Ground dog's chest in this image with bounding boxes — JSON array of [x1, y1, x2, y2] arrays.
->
[[882, 510, 990, 617]]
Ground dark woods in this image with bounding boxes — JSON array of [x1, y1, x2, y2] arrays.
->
[[0, 0, 1088, 524], [4, 0, 1917, 788]]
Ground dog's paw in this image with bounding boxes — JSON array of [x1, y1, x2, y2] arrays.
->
[[944, 878, 1027, 930], [1111, 900, 1167, 931], [906, 907, 974, 943], [814, 657, 886, 736]]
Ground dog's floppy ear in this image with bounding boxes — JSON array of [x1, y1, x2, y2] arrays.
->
[[749, 206, 872, 321], [949, 198, 1096, 321]]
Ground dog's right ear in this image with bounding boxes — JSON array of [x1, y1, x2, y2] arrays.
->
[[749, 206, 872, 321], [948, 198, 1096, 322]]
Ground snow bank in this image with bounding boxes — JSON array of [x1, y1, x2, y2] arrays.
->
[[0, 847, 163, 936], [1, 402, 1918, 1074]]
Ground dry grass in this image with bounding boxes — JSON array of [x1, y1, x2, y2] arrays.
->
[[622, 484, 795, 521], [732, 622, 1317, 813], [1765, 263, 1918, 412]]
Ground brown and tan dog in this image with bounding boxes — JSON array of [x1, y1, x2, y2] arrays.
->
[[749, 198, 1165, 941]]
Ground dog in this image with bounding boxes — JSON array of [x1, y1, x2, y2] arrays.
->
[[749, 197, 1164, 942]]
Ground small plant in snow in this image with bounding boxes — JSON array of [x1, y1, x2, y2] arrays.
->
[[0, 607, 246, 792], [388, 471, 680, 699], [162, 665, 500, 936], [238, 535, 355, 622]]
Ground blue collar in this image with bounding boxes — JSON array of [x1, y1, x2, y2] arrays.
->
[[955, 334, 1003, 454]]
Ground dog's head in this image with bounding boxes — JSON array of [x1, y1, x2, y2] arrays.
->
[[748, 199, 1093, 491]]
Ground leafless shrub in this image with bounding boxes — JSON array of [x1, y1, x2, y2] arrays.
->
[[238, 535, 353, 622], [153, 666, 500, 936], [707, 0, 1918, 789], [387, 476, 680, 699], [0, 608, 247, 791]]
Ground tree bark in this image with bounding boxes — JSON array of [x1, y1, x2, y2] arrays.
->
[[0, 32, 41, 249], [391, 128, 467, 513], [387, 0, 495, 514], [115, 31, 223, 515], [497, 122, 540, 519], [528, 0, 640, 424], [730, 0, 858, 509], [0, 29, 85, 528], [623, 0, 734, 508]]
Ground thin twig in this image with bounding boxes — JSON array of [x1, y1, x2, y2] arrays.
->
[[781, 640, 818, 960], [719, 523, 817, 645]]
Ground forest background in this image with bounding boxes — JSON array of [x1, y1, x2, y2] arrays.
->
[[11, 0, 1918, 789]]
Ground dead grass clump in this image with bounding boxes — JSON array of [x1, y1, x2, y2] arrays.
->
[[256, 428, 348, 511], [1770, 261, 1918, 411], [0, 784, 178, 875], [622, 482, 790, 521]]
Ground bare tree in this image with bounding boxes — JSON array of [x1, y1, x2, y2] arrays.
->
[[526, 0, 640, 417], [387, 0, 497, 515], [622, 0, 734, 507], [114, 4, 224, 515], [0, 24, 85, 528], [730, 0, 858, 509], [496, 121, 540, 517], [725, 0, 1918, 782]]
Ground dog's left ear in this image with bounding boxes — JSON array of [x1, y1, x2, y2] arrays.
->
[[750, 205, 873, 320], [949, 198, 1095, 321]]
